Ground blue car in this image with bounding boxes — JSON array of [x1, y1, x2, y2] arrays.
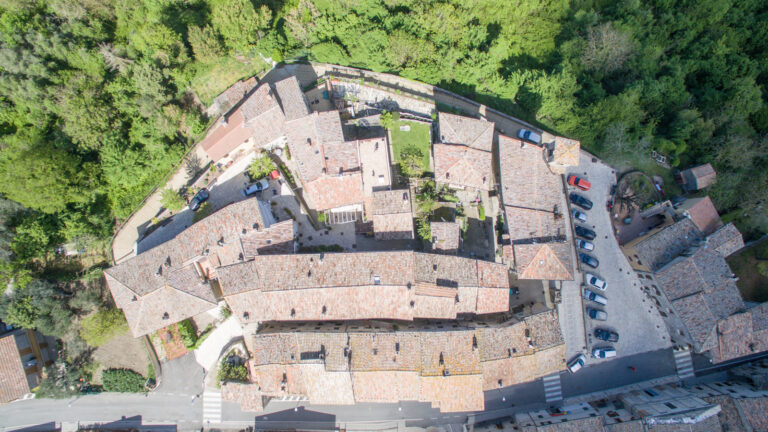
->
[[579, 253, 599, 269], [517, 128, 542, 144], [189, 188, 209, 211]]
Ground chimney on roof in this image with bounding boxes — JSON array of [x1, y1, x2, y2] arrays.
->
[[307, 138, 312, 146], [395, 342, 400, 353], [443, 369, 450, 376], [439, 352, 444, 365], [253, 222, 260, 230], [373, 348, 377, 355], [162, 312, 169, 320], [410, 300, 415, 308], [221, 116, 228, 126], [498, 379, 503, 388], [243, 311, 250, 319], [242, 228, 247, 234], [290, 308, 295, 317], [322, 305, 327, 315], [455, 295, 460, 304], [156, 266, 163, 277], [403, 192, 408, 202], [165, 256, 171, 267], [472, 335, 478, 350], [521, 141, 526, 148]]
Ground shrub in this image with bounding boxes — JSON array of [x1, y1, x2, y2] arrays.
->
[[317, 212, 328, 223], [757, 261, 768, 278], [102, 369, 146, 392], [192, 202, 213, 223], [177, 319, 198, 349], [400, 146, 425, 178], [416, 216, 432, 241], [248, 154, 276, 180], [220, 305, 232, 320], [218, 355, 249, 383], [478, 205, 486, 221], [80, 308, 128, 347], [160, 188, 185, 212]]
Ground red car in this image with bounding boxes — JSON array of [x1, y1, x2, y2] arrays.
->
[[568, 175, 591, 191]]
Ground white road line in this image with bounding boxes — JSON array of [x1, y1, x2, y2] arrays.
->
[[543, 374, 563, 402], [203, 390, 222, 423], [674, 349, 695, 379]]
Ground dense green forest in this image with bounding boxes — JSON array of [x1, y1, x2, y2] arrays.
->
[[0, 0, 766, 384]]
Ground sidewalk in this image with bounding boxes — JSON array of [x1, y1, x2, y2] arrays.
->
[[193, 316, 243, 372], [112, 146, 211, 264]]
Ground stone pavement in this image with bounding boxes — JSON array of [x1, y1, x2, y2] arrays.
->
[[193, 315, 243, 372]]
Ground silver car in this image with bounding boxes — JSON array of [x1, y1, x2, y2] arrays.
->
[[585, 273, 607, 291], [583, 288, 607, 305], [576, 239, 594, 251]]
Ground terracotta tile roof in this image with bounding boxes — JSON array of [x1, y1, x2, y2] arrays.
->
[[526, 309, 566, 348], [322, 140, 360, 175], [0, 332, 29, 403], [683, 164, 717, 190], [213, 78, 254, 113], [218, 252, 510, 323], [105, 199, 281, 336], [357, 136, 392, 196], [240, 220, 296, 257], [431, 221, 461, 254], [221, 382, 264, 412], [635, 218, 703, 271], [646, 415, 722, 431], [603, 421, 645, 432], [316, 111, 344, 143], [371, 189, 412, 215], [703, 395, 747, 431], [351, 371, 420, 402], [304, 173, 364, 211], [706, 223, 744, 257], [249, 318, 564, 413], [671, 293, 719, 352], [514, 243, 574, 280], [682, 197, 723, 235], [550, 135, 581, 170], [497, 134, 573, 279], [433, 143, 492, 190], [498, 135, 564, 215], [200, 108, 255, 162], [535, 417, 606, 432], [273, 76, 310, 121], [372, 213, 414, 240], [419, 374, 484, 412], [285, 116, 325, 182], [226, 285, 413, 324], [735, 397, 768, 430], [437, 112, 494, 151], [713, 302, 768, 363]]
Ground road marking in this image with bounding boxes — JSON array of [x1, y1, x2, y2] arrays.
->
[[674, 348, 695, 379], [203, 390, 222, 423], [542, 374, 563, 403]]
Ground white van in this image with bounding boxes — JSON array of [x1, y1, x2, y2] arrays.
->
[[592, 347, 617, 359], [567, 354, 587, 373]]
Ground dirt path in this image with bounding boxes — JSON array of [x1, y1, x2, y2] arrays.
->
[[91, 331, 150, 384]]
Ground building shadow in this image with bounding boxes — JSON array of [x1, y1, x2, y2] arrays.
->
[[254, 406, 337, 431]]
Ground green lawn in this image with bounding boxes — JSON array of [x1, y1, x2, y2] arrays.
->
[[389, 120, 432, 170], [727, 239, 768, 303], [191, 56, 270, 106]]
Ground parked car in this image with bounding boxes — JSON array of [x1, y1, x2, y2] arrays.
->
[[594, 328, 619, 343], [517, 128, 542, 144], [575, 225, 597, 240], [242, 178, 270, 196], [586, 307, 607, 321], [569, 193, 593, 210], [592, 347, 617, 359], [576, 239, 594, 251], [189, 188, 209, 211], [572, 209, 588, 223], [567, 175, 591, 191], [583, 288, 607, 306], [580, 253, 599, 269], [585, 273, 607, 290], [567, 354, 587, 373]]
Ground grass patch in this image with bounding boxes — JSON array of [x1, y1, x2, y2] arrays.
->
[[80, 308, 129, 347], [727, 238, 768, 302], [191, 56, 269, 106], [390, 120, 431, 170]]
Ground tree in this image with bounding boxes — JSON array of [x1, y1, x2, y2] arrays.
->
[[187, 26, 225, 63], [581, 23, 635, 73], [209, 0, 272, 51], [102, 368, 146, 392], [399, 146, 425, 178], [160, 188, 185, 212], [177, 319, 197, 349], [248, 154, 276, 180], [80, 308, 128, 347], [35, 358, 84, 398], [415, 216, 432, 241]]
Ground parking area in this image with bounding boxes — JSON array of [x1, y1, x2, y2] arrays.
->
[[565, 152, 670, 363]]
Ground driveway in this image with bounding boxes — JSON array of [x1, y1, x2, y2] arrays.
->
[[566, 151, 670, 362], [193, 316, 243, 372], [137, 152, 262, 254]]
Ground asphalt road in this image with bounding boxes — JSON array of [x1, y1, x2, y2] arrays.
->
[[0, 347, 747, 432]]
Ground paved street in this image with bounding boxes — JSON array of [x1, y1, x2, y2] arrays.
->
[[567, 152, 670, 362], [0, 348, 728, 432]]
